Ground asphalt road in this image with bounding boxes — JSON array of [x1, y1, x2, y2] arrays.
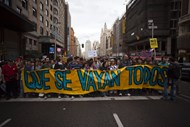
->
[[0, 97, 190, 127]]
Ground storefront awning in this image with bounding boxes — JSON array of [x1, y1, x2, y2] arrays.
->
[[0, 3, 36, 32]]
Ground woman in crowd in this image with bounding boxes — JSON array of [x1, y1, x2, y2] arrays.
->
[[100, 61, 109, 97]]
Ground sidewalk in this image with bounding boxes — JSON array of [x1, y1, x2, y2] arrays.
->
[[178, 80, 190, 99]]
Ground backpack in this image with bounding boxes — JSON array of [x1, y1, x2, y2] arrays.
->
[[167, 62, 181, 79]]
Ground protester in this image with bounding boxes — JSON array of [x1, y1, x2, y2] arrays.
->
[[54, 58, 66, 70], [118, 55, 132, 96], [35, 61, 42, 70], [41, 58, 51, 69], [0, 53, 180, 99], [2, 60, 18, 99], [162, 57, 181, 101], [0, 61, 5, 98], [99, 61, 109, 97], [94, 57, 101, 69], [109, 59, 118, 95]]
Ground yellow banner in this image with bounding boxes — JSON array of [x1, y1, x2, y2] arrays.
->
[[22, 65, 168, 95]]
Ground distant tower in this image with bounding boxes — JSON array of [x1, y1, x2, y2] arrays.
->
[[101, 28, 103, 35], [104, 23, 107, 30]]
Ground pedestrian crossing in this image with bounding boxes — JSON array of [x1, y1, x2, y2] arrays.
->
[[0, 96, 162, 102]]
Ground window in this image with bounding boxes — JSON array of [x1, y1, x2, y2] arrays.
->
[[50, 15, 53, 21], [53, 17, 58, 24], [53, 0, 58, 6], [53, 8, 58, 15], [33, 40, 37, 46], [40, 2, 43, 11], [170, 20, 173, 28], [171, 11, 178, 19], [33, 0, 37, 3], [106, 38, 108, 49], [161, 41, 166, 51], [53, 26, 58, 31], [50, 24, 53, 30], [173, 20, 177, 28], [29, 39, 32, 45], [171, 2, 175, 10], [46, 31, 49, 36], [46, 20, 49, 27], [46, 0, 49, 6], [45, 9, 49, 16], [4, 0, 11, 6], [50, 5, 53, 11], [32, 7, 37, 17], [22, 0, 28, 10], [16, 7, 22, 14], [40, 15, 43, 22], [170, 20, 177, 28], [40, 27, 44, 35]]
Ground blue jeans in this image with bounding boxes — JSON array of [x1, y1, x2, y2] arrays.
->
[[163, 78, 176, 100]]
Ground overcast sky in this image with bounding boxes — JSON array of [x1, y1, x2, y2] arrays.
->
[[66, 0, 130, 45]]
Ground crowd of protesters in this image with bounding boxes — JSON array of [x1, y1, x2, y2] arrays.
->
[[0, 54, 181, 100]]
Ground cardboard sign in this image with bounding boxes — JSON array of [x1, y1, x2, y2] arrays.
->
[[149, 38, 158, 48]]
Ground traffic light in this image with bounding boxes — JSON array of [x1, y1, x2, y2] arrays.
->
[[82, 44, 84, 48]]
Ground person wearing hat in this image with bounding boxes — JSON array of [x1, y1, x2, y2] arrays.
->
[[2, 60, 18, 99]]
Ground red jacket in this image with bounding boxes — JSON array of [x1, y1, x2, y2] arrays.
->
[[2, 63, 18, 82]]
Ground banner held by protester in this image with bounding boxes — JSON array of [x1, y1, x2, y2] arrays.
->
[[21, 65, 168, 95]]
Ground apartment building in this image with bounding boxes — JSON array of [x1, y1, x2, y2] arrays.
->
[[178, 0, 190, 62], [124, 0, 181, 57], [0, 0, 65, 60], [0, 0, 35, 60]]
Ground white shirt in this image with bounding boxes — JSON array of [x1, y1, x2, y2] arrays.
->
[[110, 65, 118, 70]]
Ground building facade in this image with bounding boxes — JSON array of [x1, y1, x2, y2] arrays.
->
[[74, 37, 81, 57], [0, 0, 66, 60], [178, 0, 190, 62], [92, 41, 99, 50], [64, 2, 71, 56], [0, 0, 35, 60], [124, 0, 181, 57], [38, 0, 65, 59], [99, 23, 112, 56], [69, 27, 75, 56], [85, 40, 91, 59], [111, 14, 126, 57]]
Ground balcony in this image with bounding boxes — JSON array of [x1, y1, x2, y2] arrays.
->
[[179, 14, 190, 25]]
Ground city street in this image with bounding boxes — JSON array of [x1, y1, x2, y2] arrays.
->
[[0, 96, 190, 127]]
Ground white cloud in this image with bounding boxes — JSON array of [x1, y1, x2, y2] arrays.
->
[[67, 0, 130, 44]]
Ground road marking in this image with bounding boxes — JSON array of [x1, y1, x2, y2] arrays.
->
[[177, 96, 190, 103], [0, 96, 161, 102], [113, 113, 124, 127], [0, 118, 11, 127], [179, 94, 190, 100]]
